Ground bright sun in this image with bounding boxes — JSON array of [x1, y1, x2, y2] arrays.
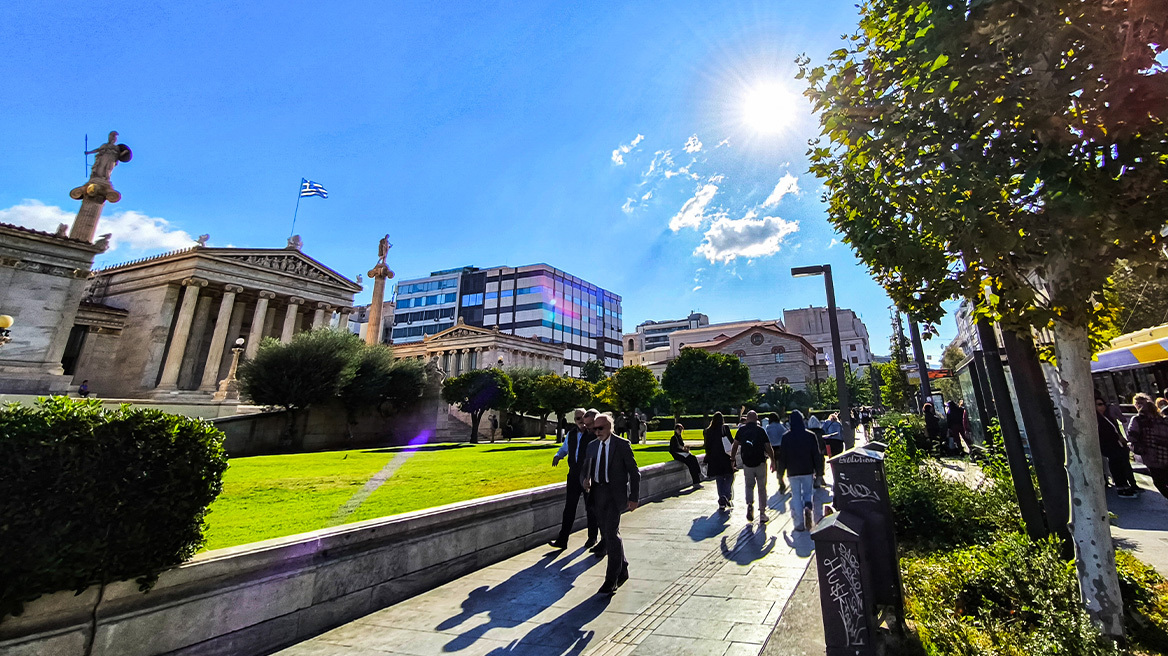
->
[[743, 82, 797, 135]]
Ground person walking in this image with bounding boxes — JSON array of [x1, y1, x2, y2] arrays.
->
[[489, 414, 498, 443], [765, 412, 787, 494], [1128, 393, 1168, 498], [781, 411, 819, 531], [822, 413, 844, 458], [945, 401, 970, 455], [581, 413, 640, 595], [923, 402, 942, 454], [730, 411, 775, 523], [669, 423, 703, 488], [703, 412, 736, 511], [1096, 397, 1138, 497], [549, 409, 600, 550], [806, 411, 827, 488]]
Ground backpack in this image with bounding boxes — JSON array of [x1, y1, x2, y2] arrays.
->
[[739, 426, 767, 468]]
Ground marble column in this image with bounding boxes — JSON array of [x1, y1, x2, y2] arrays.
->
[[282, 297, 304, 343], [156, 277, 208, 390], [178, 295, 213, 389], [312, 302, 332, 329], [337, 307, 353, 332], [200, 284, 243, 392], [246, 291, 276, 359]]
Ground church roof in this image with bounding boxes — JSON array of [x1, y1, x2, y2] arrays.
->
[[683, 322, 816, 353]]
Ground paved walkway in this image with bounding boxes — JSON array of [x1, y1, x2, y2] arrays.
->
[[1109, 467, 1168, 575], [277, 476, 833, 656]]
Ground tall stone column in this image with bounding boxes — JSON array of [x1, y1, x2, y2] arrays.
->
[[69, 131, 131, 242], [364, 240, 395, 345], [246, 291, 276, 359], [313, 302, 332, 329], [200, 284, 243, 392], [337, 307, 353, 332], [156, 277, 208, 391], [282, 297, 304, 343]]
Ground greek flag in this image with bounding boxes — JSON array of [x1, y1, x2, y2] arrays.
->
[[300, 179, 328, 198]]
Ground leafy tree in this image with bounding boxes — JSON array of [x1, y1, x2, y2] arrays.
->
[[1110, 260, 1168, 336], [934, 344, 966, 402], [817, 365, 872, 409], [506, 366, 554, 438], [441, 368, 515, 443], [590, 377, 616, 411], [340, 346, 427, 420], [239, 330, 362, 445], [801, 0, 1168, 633], [580, 359, 606, 383], [661, 349, 757, 419], [534, 374, 593, 441], [609, 365, 660, 415], [756, 383, 812, 414]]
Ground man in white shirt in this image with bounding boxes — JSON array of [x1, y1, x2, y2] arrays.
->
[[549, 409, 599, 550]]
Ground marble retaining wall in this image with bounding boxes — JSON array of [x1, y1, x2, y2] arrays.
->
[[0, 459, 696, 656]]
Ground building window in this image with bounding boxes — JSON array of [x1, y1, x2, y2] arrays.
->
[[775, 377, 789, 385], [849, 344, 857, 351], [733, 349, 746, 358], [851, 356, 859, 364], [750, 333, 764, 346], [771, 345, 786, 354], [817, 347, 824, 353], [774, 353, 785, 363], [628, 338, 635, 351]]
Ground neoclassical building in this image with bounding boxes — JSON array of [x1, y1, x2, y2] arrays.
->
[[392, 320, 564, 376], [74, 243, 361, 399]]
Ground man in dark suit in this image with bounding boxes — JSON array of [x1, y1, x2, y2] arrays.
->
[[581, 412, 640, 595], [549, 408, 599, 550]]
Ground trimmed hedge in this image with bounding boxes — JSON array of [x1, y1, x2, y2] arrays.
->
[[0, 398, 228, 619]]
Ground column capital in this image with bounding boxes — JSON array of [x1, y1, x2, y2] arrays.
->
[[316, 301, 333, 310], [223, 284, 244, 294], [258, 290, 277, 300], [182, 277, 209, 288], [288, 296, 305, 305], [337, 306, 353, 314]]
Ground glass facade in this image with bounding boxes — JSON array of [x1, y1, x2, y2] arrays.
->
[[391, 273, 463, 343]]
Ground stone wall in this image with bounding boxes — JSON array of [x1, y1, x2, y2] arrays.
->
[[0, 459, 697, 656]]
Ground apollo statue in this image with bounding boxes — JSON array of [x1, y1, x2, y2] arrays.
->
[[377, 234, 392, 264]]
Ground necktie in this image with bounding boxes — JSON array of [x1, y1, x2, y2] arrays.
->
[[598, 441, 607, 484]]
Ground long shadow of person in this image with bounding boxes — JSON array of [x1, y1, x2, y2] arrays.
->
[[720, 524, 777, 565], [688, 511, 730, 542], [439, 550, 598, 652], [482, 595, 613, 656]]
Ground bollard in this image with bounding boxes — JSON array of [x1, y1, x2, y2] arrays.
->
[[811, 511, 877, 656], [828, 448, 904, 625]]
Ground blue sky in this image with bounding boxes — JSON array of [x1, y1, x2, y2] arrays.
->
[[0, 0, 955, 361]]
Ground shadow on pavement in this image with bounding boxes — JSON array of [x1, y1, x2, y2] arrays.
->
[[721, 524, 776, 565], [439, 550, 597, 653], [482, 596, 612, 656], [688, 510, 730, 542]]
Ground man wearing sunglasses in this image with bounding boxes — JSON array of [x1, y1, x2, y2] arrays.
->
[[581, 413, 640, 595], [549, 408, 600, 550]]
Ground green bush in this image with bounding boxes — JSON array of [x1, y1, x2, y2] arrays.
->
[[903, 534, 1123, 656], [0, 397, 228, 619], [1115, 549, 1168, 653]]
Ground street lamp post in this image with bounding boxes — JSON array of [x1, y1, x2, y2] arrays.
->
[[792, 264, 853, 446]]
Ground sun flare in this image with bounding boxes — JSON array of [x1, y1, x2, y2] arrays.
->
[[742, 82, 797, 135]]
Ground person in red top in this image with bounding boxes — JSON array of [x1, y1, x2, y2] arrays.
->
[[1127, 393, 1168, 498]]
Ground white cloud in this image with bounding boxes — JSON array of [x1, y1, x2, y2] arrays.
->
[[669, 183, 721, 231], [0, 200, 195, 253], [641, 190, 653, 201], [761, 172, 800, 208], [708, 174, 725, 184], [692, 285, 702, 292], [715, 138, 731, 149], [829, 238, 842, 248], [683, 134, 703, 154], [621, 198, 636, 214], [611, 133, 645, 166], [694, 213, 800, 263]]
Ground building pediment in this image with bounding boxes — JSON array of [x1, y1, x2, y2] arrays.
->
[[205, 249, 361, 291], [424, 322, 495, 342]]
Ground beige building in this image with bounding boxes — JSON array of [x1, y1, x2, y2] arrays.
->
[[623, 317, 788, 378], [782, 306, 872, 377], [74, 243, 361, 399], [686, 322, 817, 390], [393, 319, 564, 376]]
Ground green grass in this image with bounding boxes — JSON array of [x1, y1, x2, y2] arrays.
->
[[202, 439, 694, 552]]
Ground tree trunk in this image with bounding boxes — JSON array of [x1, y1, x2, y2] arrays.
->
[[556, 412, 565, 443], [1000, 329, 1074, 558], [1051, 321, 1124, 637], [541, 412, 551, 439], [470, 410, 481, 443]]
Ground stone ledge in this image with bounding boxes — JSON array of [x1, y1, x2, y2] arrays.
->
[[0, 458, 697, 656]]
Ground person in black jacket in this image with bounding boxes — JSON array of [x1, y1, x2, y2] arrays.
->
[[923, 402, 942, 454], [781, 411, 819, 531], [669, 423, 702, 487], [549, 408, 600, 550], [1096, 397, 1138, 497], [581, 413, 640, 595], [703, 412, 736, 511]]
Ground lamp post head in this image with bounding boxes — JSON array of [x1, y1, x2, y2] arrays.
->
[[791, 264, 831, 278], [0, 315, 13, 330], [234, 337, 246, 348]]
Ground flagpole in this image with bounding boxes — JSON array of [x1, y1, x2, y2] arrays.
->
[[290, 178, 304, 237]]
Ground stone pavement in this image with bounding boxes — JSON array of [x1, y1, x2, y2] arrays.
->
[[1109, 466, 1168, 576], [276, 474, 834, 656]]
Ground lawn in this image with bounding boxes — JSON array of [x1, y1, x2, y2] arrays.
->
[[202, 438, 702, 552]]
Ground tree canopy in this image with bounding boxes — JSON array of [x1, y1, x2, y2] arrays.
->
[[608, 365, 660, 414], [534, 374, 594, 440], [661, 348, 757, 416], [580, 359, 606, 383], [441, 368, 515, 442]]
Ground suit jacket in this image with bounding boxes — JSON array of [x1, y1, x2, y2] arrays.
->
[[565, 426, 595, 473], [581, 436, 640, 502]]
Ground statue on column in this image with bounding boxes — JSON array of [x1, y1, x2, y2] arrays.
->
[[377, 234, 392, 265], [69, 130, 132, 242]]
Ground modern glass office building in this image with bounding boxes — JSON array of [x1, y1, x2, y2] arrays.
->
[[391, 263, 622, 376]]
